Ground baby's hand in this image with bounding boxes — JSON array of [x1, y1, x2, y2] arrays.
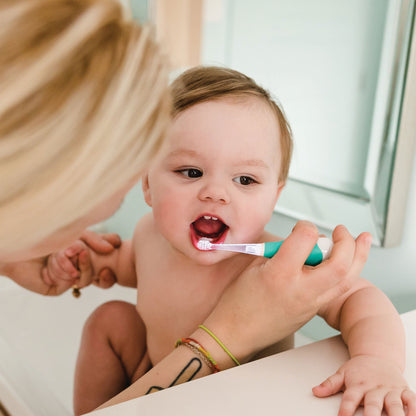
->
[[313, 355, 416, 415], [42, 240, 91, 291]]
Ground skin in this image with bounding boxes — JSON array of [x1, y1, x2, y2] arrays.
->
[[46, 98, 415, 416]]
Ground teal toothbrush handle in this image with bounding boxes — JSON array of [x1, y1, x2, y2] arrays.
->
[[263, 241, 324, 266]]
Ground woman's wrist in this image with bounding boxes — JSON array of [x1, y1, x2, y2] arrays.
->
[[189, 322, 257, 370]]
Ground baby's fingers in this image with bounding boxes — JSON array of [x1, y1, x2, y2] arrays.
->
[[313, 371, 344, 398], [383, 391, 406, 416], [363, 390, 387, 416], [50, 251, 79, 279], [338, 388, 364, 416], [402, 389, 416, 416]]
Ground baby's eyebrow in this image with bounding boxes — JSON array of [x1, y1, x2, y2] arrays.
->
[[235, 159, 269, 169], [167, 148, 200, 159]]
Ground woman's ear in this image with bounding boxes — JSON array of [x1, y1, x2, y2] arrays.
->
[[141, 172, 152, 207]]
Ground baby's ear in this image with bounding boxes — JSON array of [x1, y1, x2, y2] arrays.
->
[[141, 172, 152, 207], [274, 182, 285, 204]]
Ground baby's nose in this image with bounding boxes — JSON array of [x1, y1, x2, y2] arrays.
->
[[198, 181, 230, 204]]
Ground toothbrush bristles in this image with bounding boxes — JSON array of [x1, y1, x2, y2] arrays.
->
[[197, 240, 213, 251]]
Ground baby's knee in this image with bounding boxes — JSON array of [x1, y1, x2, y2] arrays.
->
[[82, 300, 137, 339]]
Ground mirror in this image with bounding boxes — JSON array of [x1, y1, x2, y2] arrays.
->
[[138, 0, 416, 247]]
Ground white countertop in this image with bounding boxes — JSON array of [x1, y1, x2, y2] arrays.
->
[[87, 309, 416, 416]]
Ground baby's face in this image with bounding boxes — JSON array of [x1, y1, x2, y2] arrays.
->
[[143, 97, 284, 264]]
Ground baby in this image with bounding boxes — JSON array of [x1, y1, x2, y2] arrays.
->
[[46, 66, 413, 416]]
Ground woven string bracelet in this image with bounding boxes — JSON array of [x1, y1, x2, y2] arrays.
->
[[175, 337, 221, 373], [198, 325, 240, 366]]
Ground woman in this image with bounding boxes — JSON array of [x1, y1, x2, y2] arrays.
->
[[0, 0, 372, 413]]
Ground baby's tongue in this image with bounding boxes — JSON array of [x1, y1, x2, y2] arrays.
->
[[193, 217, 223, 237]]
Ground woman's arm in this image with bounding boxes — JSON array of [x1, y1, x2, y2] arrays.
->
[[1, 257, 71, 295]]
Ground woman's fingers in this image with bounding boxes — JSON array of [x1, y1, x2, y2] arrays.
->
[[269, 220, 319, 273], [101, 233, 122, 249], [81, 230, 121, 253], [307, 226, 372, 305]]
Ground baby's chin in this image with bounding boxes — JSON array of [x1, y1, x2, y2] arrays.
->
[[191, 247, 236, 266]]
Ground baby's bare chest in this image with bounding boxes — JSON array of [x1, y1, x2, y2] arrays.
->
[[134, 259, 231, 365]]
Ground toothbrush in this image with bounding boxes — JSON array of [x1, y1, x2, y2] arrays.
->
[[197, 237, 333, 266]]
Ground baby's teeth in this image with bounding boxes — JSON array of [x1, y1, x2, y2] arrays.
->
[[203, 215, 218, 221], [204, 216, 211, 220], [212, 217, 218, 221]]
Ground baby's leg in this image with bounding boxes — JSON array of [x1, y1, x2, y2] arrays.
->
[[73, 300, 150, 416]]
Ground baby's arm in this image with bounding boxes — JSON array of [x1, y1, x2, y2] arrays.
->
[[87, 239, 137, 288], [315, 277, 415, 415]]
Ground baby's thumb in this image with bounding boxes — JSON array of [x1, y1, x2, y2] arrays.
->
[[312, 372, 344, 398]]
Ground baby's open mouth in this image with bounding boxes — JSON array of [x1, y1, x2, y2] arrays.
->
[[191, 215, 229, 248]]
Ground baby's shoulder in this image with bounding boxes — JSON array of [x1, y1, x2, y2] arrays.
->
[[132, 213, 156, 248]]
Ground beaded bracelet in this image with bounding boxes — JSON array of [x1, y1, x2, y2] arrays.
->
[[175, 337, 221, 373], [198, 325, 240, 366]]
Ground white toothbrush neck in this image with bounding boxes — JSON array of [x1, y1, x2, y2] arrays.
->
[[211, 243, 264, 256]]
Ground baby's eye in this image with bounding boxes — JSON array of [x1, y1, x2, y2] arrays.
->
[[176, 168, 203, 178], [233, 176, 257, 186]]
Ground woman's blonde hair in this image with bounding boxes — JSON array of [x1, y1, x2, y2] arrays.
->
[[171, 66, 293, 183], [0, 0, 171, 254]]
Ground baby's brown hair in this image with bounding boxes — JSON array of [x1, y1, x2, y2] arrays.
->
[[170, 66, 293, 183]]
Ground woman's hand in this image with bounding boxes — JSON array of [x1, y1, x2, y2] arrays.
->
[[203, 221, 372, 362]]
